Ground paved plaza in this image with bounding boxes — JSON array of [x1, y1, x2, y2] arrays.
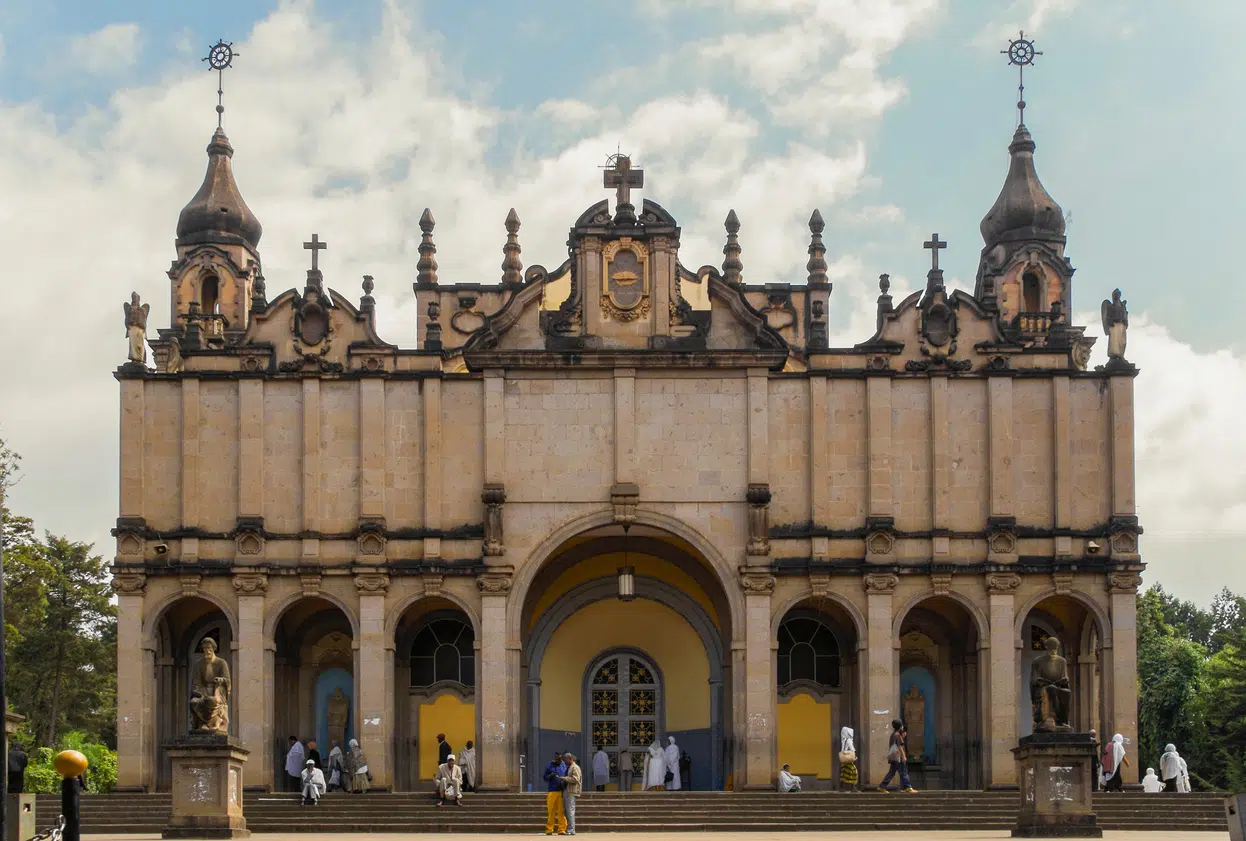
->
[[83, 833, 1230, 841]]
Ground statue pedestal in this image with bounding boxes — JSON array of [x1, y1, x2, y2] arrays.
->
[[1012, 732, 1101, 838], [163, 735, 250, 839]]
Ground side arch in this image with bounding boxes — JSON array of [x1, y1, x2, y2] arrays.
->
[[385, 590, 481, 641], [891, 589, 991, 646], [1012, 588, 1113, 649], [771, 588, 867, 649], [263, 589, 360, 641], [142, 590, 239, 650]]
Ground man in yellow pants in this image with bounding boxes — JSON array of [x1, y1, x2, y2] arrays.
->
[[542, 751, 568, 835]]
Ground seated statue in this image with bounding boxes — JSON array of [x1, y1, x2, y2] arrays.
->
[[189, 637, 231, 734], [1030, 637, 1072, 731]]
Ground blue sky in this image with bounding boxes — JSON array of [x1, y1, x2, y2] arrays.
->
[[0, 0, 1241, 604]]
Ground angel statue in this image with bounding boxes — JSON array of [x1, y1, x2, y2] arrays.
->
[[123, 292, 150, 365], [1100, 288, 1128, 362]]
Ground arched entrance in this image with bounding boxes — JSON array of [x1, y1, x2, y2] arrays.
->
[[271, 597, 355, 791], [150, 596, 235, 792], [393, 599, 478, 791], [1016, 593, 1108, 740], [519, 524, 734, 791], [895, 595, 985, 790], [774, 599, 860, 789]]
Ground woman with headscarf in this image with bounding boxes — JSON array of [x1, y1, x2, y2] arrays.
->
[[838, 727, 859, 792], [327, 741, 345, 791], [1102, 734, 1128, 792], [347, 739, 370, 794], [1141, 767, 1163, 793], [1160, 744, 1190, 793]]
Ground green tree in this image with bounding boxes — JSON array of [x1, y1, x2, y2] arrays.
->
[[1200, 642, 1246, 791], [1136, 587, 1208, 780]]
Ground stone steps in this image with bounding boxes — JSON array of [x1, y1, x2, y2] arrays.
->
[[33, 791, 1229, 834]]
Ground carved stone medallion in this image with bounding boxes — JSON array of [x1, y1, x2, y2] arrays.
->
[[601, 238, 650, 322]]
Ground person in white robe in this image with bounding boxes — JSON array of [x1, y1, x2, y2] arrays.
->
[[664, 737, 682, 791], [778, 764, 802, 793], [284, 738, 305, 793], [591, 746, 610, 792], [1102, 734, 1127, 792], [459, 741, 477, 792], [301, 759, 327, 805], [1141, 768, 1163, 793], [435, 754, 464, 806], [327, 741, 344, 791], [1160, 744, 1190, 793], [840, 726, 855, 754], [643, 741, 666, 791]]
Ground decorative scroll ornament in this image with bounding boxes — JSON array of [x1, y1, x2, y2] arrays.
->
[[111, 572, 147, 595], [931, 573, 953, 596], [863, 573, 899, 595], [422, 573, 444, 598], [355, 573, 390, 594], [1108, 572, 1142, 594], [181, 573, 203, 598], [601, 238, 651, 322], [1052, 571, 1074, 595], [233, 573, 268, 595], [740, 572, 775, 595], [809, 572, 832, 598], [477, 573, 512, 594], [746, 483, 772, 556], [986, 572, 1022, 593], [300, 572, 322, 598], [610, 483, 640, 527], [482, 483, 506, 557]]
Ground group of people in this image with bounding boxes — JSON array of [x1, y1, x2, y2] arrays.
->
[[542, 752, 584, 835], [285, 736, 372, 805], [1142, 744, 1192, 794], [779, 724, 905, 795], [432, 734, 478, 807]]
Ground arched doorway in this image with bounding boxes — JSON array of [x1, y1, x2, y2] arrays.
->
[[1017, 594, 1107, 740], [272, 597, 354, 791], [895, 596, 985, 790], [774, 601, 860, 789], [519, 525, 733, 791], [393, 600, 478, 791], [151, 596, 235, 792]]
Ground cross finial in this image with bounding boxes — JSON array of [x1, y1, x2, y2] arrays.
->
[[202, 40, 239, 129], [1002, 31, 1042, 126], [923, 234, 947, 272], [602, 153, 644, 224], [303, 234, 328, 271]]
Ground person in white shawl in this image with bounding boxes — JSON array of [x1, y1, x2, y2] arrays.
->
[[1160, 743, 1191, 793], [326, 741, 344, 791], [300, 759, 327, 805], [664, 737, 682, 791], [778, 763, 802, 793], [591, 746, 610, 792], [435, 754, 464, 806], [459, 741, 477, 792], [1101, 733, 1128, 792], [642, 741, 666, 790], [1141, 767, 1163, 793]]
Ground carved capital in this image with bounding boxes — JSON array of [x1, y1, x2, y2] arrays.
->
[[482, 483, 506, 557], [740, 572, 775, 595], [1108, 572, 1142, 595], [809, 572, 832, 598], [863, 573, 899, 595], [180, 573, 202, 598], [233, 573, 269, 596], [423, 573, 444, 598], [355, 573, 390, 595], [477, 573, 512, 595], [111, 572, 147, 595], [746, 482, 772, 556], [931, 573, 953, 596], [986, 572, 1022, 594], [1052, 571, 1074, 596], [610, 482, 640, 527], [300, 572, 322, 598]]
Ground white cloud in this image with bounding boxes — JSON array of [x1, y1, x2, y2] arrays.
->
[[976, 0, 1078, 46], [68, 22, 142, 74]]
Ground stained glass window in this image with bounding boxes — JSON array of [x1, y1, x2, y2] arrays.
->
[[410, 619, 475, 687], [588, 653, 660, 784], [777, 617, 841, 688]]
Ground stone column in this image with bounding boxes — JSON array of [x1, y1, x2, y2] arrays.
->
[[359, 377, 386, 522], [119, 379, 145, 523], [930, 376, 950, 557], [233, 573, 268, 789], [1052, 377, 1073, 558], [863, 572, 897, 785], [477, 571, 513, 789], [113, 574, 148, 790], [986, 571, 1021, 787], [302, 378, 320, 563], [238, 378, 264, 524], [423, 378, 442, 559], [484, 371, 505, 485], [809, 376, 829, 562], [1108, 572, 1141, 757], [746, 369, 769, 487], [356, 572, 392, 788], [987, 376, 1016, 522], [866, 377, 892, 519], [614, 369, 636, 485], [182, 377, 201, 561], [740, 571, 774, 789], [1108, 377, 1136, 519]]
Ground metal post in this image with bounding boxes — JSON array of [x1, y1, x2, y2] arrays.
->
[[59, 777, 78, 841]]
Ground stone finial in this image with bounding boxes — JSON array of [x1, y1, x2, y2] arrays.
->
[[360, 275, 375, 313], [722, 209, 743, 285], [806, 210, 828, 287], [502, 208, 523, 285], [875, 273, 894, 330], [424, 297, 443, 351], [417, 208, 438, 285], [250, 272, 267, 313]]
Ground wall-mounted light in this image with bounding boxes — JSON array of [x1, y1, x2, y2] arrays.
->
[[618, 566, 635, 602]]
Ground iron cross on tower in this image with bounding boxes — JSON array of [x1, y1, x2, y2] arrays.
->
[[304, 234, 328, 271], [603, 153, 644, 224], [924, 233, 947, 272], [202, 39, 238, 129], [1002, 31, 1042, 126]]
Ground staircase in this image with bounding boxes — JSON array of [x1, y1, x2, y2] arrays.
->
[[35, 790, 1230, 834]]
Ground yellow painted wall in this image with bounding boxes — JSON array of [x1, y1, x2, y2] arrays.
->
[[777, 694, 833, 779], [418, 694, 475, 779], [539, 599, 709, 732], [527, 553, 719, 632]]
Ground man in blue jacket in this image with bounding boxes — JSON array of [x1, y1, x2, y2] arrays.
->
[[543, 751, 568, 835]]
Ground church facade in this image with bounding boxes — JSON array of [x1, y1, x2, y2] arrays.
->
[[111, 118, 1143, 794]]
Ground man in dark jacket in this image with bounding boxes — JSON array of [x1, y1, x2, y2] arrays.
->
[[8, 744, 27, 794], [542, 752, 568, 836], [437, 733, 453, 765]]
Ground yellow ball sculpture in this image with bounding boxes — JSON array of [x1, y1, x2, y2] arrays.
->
[[53, 750, 88, 779]]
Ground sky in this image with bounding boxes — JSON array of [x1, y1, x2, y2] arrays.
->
[[0, 0, 1241, 606]]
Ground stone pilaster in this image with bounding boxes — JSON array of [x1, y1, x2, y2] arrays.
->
[[232, 573, 268, 788], [808, 376, 829, 561], [423, 378, 442, 559], [987, 377, 1015, 523], [301, 378, 320, 562], [1052, 377, 1073, 557], [740, 571, 775, 788], [930, 376, 950, 555], [866, 377, 892, 520], [747, 370, 769, 486], [1109, 377, 1136, 519], [359, 377, 386, 521], [614, 368, 636, 485], [863, 572, 897, 784], [355, 572, 392, 787], [182, 377, 201, 561], [484, 370, 506, 485], [112, 573, 148, 790], [238, 378, 264, 522], [1108, 572, 1141, 754], [476, 570, 513, 789], [986, 571, 1021, 786], [119, 380, 145, 522]]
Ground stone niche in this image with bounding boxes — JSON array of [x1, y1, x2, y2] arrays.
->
[[163, 735, 250, 839], [1012, 732, 1101, 838]]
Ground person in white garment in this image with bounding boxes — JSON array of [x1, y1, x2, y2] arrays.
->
[[1141, 768, 1163, 793], [778, 764, 802, 793], [1160, 744, 1191, 793], [459, 741, 477, 792], [643, 741, 666, 791], [435, 754, 464, 807], [664, 737, 682, 791], [591, 746, 610, 792], [301, 759, 327, 805], [284, 737, 306, 793]]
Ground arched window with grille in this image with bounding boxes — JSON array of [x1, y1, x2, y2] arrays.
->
[[409, 618, 475, 688], [777, 616, 841, 688]]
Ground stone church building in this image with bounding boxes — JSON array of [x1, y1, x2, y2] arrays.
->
[[111, 115, 1143, 794]]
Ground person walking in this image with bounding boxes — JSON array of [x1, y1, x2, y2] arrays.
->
[[437, 733, 453, 766], [7, 742, 27, 794], [591, 746, 610, 792], [877, 719, 917, 793], [1089, 730, 1101, 792], [1160, 743, 1190, 793], [347, 738, 371, 794], [306, 740, 322, 770], [558, 753, 583, 836], [542, 751, 568, 836], [1102, 734, 1128, 792], [460, 740, 477, 792], [327, 741, 344, 791], [285, 736, 306, 793], [839, 727, 859, 792]]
